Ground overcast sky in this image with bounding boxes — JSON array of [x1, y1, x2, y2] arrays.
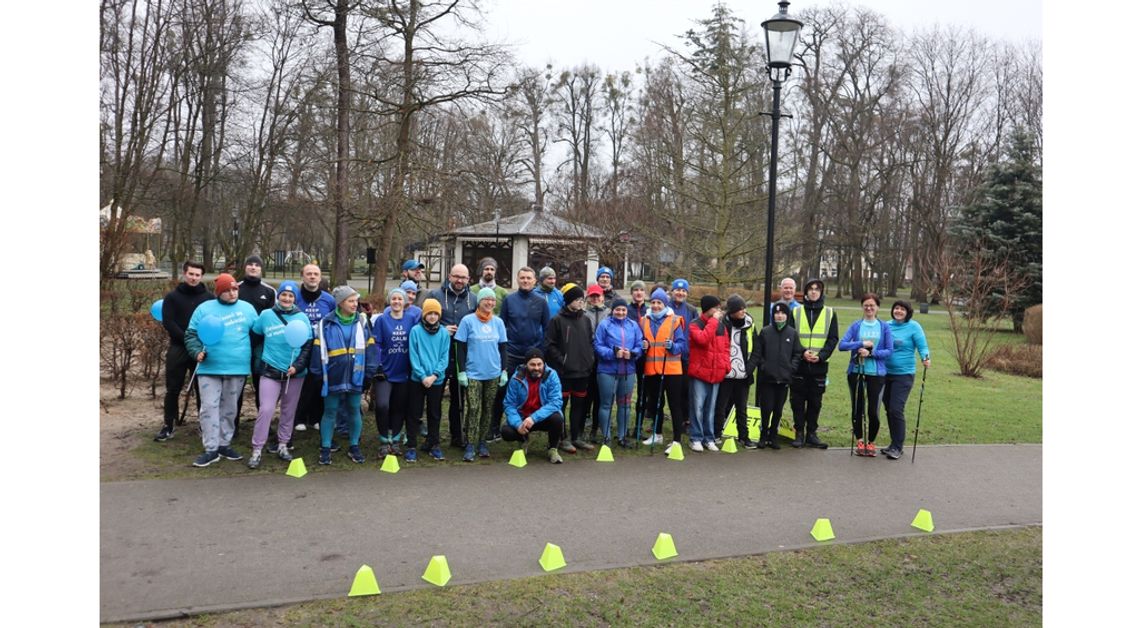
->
[[483, 0, 1042, 72]]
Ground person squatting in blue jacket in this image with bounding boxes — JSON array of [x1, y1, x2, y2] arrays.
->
[[838, 292, 894, 456], [310, 285, 380, 465], [500, 348, 566, 464]]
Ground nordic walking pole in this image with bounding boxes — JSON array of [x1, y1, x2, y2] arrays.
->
[[178, 362, 202, 426], [911, 363, 928, 464]]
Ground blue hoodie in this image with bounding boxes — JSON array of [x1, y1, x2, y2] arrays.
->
[[593, 315, 644, 376], [408, 319, 450, 386], [184, 298, 258, 376], [503, 364, 563, 428], [538, 285, 565, 319]]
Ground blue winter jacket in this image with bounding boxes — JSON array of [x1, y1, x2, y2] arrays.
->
[[538, 285, 565, 319], [184, 298, 258, 376], [886, 319, 930, 375], [503, 365, 563, 428], [309, 311, 380, 394], [838, 319, 894, 376], [409, 322, 450, 386], [499, 288, 551, 357], [593, 315, 644, 376]]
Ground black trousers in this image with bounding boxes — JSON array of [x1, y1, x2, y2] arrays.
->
[[491, 352, 526, 435], [296, 373, 325, 428], [445, 342, 464, 446], [409, 383, 445, 449], [790, 374, 826, 434], [500, 412, 564, 450], [715, 377, 750, 440], [758, 381, 789, 439], [883, 374, 915, 451], [162, 343, 199, 430], [644, 373, 686, 441], [848, 372, 885, 442], [561, 376, 589, 441]]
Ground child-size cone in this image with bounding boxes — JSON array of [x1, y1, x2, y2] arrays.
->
[[539, 542, 567, 572], [421, 555, 451, 586], [810, 518, 835, 542], [911, 509, 935, 532], [723, 420, 739, 438], [285, 458, 308, 478], [652, 532, 678, 560], [667, 444, 685, 461], [721, 437, 738, 453], [596, 444, 614, 462], [509, 449, 527, 468], [348, 564, 381, 596], [380, 454, 400, 474]]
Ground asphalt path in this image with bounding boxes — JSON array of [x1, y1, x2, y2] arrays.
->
[[101, 444, 1041, 623]]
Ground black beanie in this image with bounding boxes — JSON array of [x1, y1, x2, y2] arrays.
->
[[772, 302, 792, 318], [525, 347, 545, 363], [563, 285, 584, 304], [700, 295, 720, 312], [244, 255, 263, 267], [726, 294, 746, 315], [611, 297, 628, 310]]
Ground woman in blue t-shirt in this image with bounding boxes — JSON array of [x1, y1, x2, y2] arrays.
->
[[372, 287, 421, 458], [839, 293, 893, 457], [455, 288, 508, 462], [882, 300, 931, 460], [248, 281, 312, 468]]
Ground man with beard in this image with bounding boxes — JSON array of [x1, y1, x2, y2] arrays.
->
[[500, 348, 565, 464]]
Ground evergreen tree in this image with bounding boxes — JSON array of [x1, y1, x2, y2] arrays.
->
[[952, 128, 1042, 331]]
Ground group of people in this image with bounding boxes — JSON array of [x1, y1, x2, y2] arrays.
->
[[156, 257, 930, 469]]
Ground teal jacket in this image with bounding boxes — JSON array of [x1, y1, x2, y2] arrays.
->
[[408, 322, 450, 386], [184, 298, 258, 376], [885, 319, 930, 375]]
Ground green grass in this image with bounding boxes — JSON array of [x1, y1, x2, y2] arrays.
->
[[111, 527, 1041, 626]]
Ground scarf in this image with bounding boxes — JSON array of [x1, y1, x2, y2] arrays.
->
[[318, 313, 366, 396], [421, 316, 441, 334], [475, 308, 493, 323]]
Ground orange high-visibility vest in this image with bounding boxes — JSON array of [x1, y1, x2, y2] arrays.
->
[[640, 315, 683, 376]]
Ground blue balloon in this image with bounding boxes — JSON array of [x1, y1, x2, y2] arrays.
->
[[197, 315, 225, 346], [150, 299, 164, 322], [284, 319, 310, 349]]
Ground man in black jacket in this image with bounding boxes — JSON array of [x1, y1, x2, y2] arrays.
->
[[155, 261, 212, 442], [235, 255, 276, 434], [788, 278, 839, 449], [544, 285, 594, 453]]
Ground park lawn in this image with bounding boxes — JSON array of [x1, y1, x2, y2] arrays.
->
[[109, 527, 1041, 626]]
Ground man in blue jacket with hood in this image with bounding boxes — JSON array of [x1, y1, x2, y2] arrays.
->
[[501, 348, 565, 464]]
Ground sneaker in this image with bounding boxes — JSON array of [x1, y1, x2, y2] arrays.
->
[[247, 449, 262, 469], [791, 432, 805, 448], [641, 434, 663, 446], [806, 432, 828, 449], [276, 443, 293, 461], [404, 449, 418, 463], [664, 440, 681, 455], [293, 423, 307, 432], [319, 447, 331, 465], [429, 447, 445, 461], [741, 438, 758, 449], [559, 439, 577, 454], [378, 433, 391, 445], [714, 437, 724, 446], [154, 426, 174, 442], [755, 439, 768, 450], [768, 439, 781, 450], [705, 441, 719, 452], [883, 447, 902, 460], [193, 450, 220, 467], [477, 442, 491, 458], [463, 444, 476, 462], [864, 442, 878, 457], [217, 446, 243, 461], [348, 445, 365, 464], [618, 438, 632, 449], [855, 439, 867, 456], [548, 448, 563, 464], [329, 441, 342, 453], [390, 442, 404, 456], [572, 439, 595, 452], [690, 441, 704, 452]]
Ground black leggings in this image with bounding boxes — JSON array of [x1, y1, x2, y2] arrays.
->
[[374, 380, 410, 443], [758, 381, 789, 438], [847, 373, 885, 442], [407, 382, 444, 448], [561, 376, 589, 441], [715, 378, 750, 440], [500, 413, 564, 449], [643, 374, 686, 441]]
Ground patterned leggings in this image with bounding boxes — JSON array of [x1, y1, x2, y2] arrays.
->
[[463, 379, 499, 446]]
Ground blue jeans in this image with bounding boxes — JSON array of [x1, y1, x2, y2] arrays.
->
[[688, 379, 719, 444], [596, 373, 635, 440], [321, 392, 362, 448]]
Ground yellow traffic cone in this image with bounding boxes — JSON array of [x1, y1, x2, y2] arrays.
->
[[285, 458, 307, 478], [509, 449, 527, 468], [723, 420, 739, 438], [348, 564, 381, 596], [652, 532, 678, 560], [810, 518, 835, 542], [539, 542, 567, 572], [667, 443, 685, 461], [380, 454, 400, 474], [421, 555, 451, 587], [596, 445, 614, 462], [911, 509, 934, 532], [721, 437, 738, 453]]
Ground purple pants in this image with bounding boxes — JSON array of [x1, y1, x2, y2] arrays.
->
[[252, 375, 303, 450]]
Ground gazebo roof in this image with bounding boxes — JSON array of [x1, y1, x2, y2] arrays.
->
[[447, 207, 607, 240]]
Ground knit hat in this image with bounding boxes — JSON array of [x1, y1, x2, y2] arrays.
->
[[244, 255, 263, 267], [214, 273, 237, 296], [563, 285, 585, 303], [611, 297, 628, 311], [700, 295, 720, 312], [671, 278, 690, 291], [587, 284, 604, 297], [538, 266, 556, 280], [597, 266, 614, 280], [400, 280, 418, 293], [772, 302, 792, 318], [525, 347, 546, 363], [726, 294, 746, 315], [477, 287, 497, 302], [401, 259, 424, 272], [278, 280, 299, 297], [478, 257, 498, 271], [629, 280, 646, 292], [389, 287, 408, 302], [332, 285, 358, 305], [560, 282, 579, 295], [422, 298, 442, 317], [650, 287, 669, 303]]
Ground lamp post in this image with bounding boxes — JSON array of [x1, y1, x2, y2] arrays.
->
[[760, 0, 802, 326]]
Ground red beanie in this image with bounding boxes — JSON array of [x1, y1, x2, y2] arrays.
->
[[214, 273, 237, 296]]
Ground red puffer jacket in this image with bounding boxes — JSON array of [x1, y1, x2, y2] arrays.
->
[[688, 313, 730, 384]]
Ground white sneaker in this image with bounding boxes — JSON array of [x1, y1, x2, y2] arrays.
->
[[705, 441, 719, 452], [664, 441, 676, 455], [642, 434, 663, 445], [294, 423, 307, 432], [690, 441, 704, 452]]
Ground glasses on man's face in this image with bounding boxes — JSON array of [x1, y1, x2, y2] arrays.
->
[[450, 274, 469, 280]]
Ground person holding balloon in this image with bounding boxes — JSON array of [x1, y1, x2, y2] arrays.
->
[[245, 281, 313, 469], [184, 273, 259, 467]]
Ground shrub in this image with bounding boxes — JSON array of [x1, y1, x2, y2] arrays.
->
[[101, 313, 146, 399], [1022, 304, 1042, 346], [985, 344, 1042, 378]]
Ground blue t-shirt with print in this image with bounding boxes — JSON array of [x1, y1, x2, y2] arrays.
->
[[455, 313, 507, 380], [857, 319, 881, 375]]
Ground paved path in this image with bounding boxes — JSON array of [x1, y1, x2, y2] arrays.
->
[[101, 444, 1041, 623]]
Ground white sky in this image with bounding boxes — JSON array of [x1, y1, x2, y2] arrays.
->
[[483, 0, 1042, 72]]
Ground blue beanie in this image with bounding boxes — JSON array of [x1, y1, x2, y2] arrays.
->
[[277, 280, 299, 297], [597, 266, 614, 280], [478, 287, 497, 302], [400, 280, 418, 293], [671, 278, 690, 291], [650, 288, 669, 303]]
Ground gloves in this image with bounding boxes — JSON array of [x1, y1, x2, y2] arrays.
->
[[499, 370, 508, 386], [664, 339, 673, 351], [458, 371, 469, 388], [641, 339, 649, 351]]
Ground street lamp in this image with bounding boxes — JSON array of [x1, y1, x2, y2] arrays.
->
[[760, 0, 802, 326]]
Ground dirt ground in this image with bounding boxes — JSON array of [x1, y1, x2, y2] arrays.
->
[[100, 381, 167, 481]]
